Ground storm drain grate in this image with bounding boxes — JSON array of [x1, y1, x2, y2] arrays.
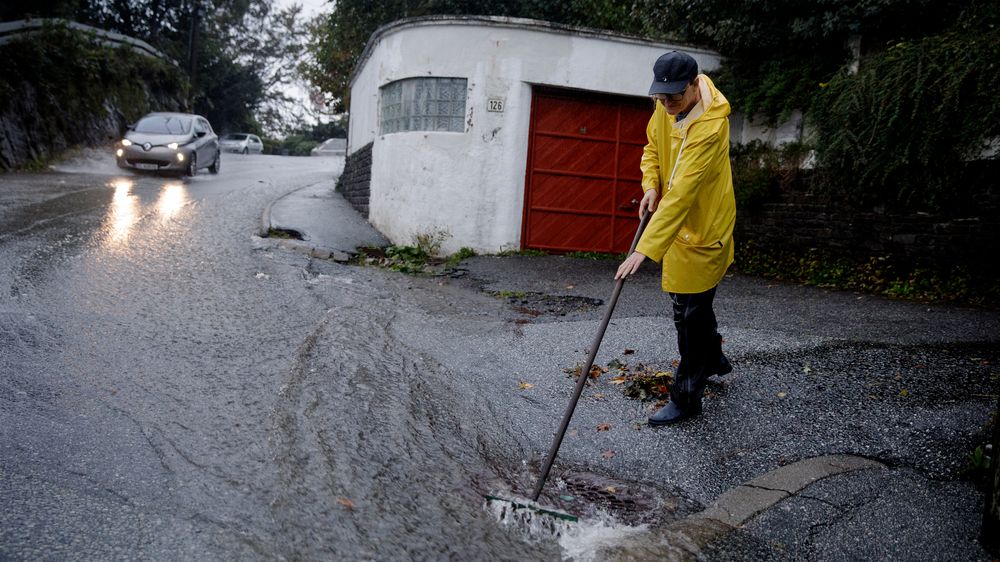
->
[[541, 470, 699, 526]]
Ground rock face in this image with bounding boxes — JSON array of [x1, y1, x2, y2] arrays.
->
[[0, 79, 185, 171], [0, 25, 187, 171]]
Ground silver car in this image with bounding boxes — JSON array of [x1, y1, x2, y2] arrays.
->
[[116, 112, 221, 176], [220, 133, 264, 154]]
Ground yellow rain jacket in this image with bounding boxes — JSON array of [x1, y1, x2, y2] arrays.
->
[[635, 74, 736, 294]]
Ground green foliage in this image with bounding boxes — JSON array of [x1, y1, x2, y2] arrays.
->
[[0, 25, 188, 157], [355, 238, 468, 275], [3, 0, 313, 136], [734, 240, 998, 308], [497, 248, 548, 257], [355, 245, 430, 273], [964, 445, 993, 489], [809, 17, 1000, 207], [636, 0, 979, 123], [447, 247, 477, 267], [564, 250, 626, 260], [729, 141, 809, 208], [266, 133, 318, 156], [413, 228, 450, 257], [304, 0, 645, 111]]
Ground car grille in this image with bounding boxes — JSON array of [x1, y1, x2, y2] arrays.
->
[[127, 158, 170, 166]]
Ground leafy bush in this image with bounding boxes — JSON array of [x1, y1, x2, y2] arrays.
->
[[809, 16, 1000, 208]]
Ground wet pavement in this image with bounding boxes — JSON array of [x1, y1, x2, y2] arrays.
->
[[263, 181, 1000, 561], [1, 152, 997, 560]]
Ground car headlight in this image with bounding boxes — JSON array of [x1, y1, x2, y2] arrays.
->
[[168, 142, 179, 150], [121, 139, 132, 146], [176, 153, 185, 162]]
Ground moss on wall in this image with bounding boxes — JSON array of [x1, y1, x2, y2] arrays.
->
[[0, 24, 189, 170]]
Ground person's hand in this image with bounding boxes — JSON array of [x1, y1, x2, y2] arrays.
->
[[615, 251, 647, 280], [640, 189, 658, 217]]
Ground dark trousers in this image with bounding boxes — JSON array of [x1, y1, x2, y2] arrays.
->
[[669, 286, 722, 409]]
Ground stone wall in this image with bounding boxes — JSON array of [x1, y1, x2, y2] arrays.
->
[[735, 166, 1000, 275], [337, 142, 373, 217]]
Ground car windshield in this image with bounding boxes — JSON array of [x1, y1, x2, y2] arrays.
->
[[135, 115, 191, 135], [223, 134, 248, 141]]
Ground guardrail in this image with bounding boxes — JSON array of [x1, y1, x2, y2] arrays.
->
[[0, 18, 176, 65]]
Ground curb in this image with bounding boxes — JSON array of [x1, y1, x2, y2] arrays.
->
[[259, 186, 353, 263], [599, 454, 886, 560]]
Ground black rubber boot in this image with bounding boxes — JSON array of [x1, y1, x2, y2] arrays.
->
[[714, 352, 732, 376], [648, 399, 702, 426]]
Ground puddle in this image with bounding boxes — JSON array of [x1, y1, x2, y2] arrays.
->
[[490, 291, 604, 317]]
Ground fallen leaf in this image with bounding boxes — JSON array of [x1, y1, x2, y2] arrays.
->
[[517, 381, 534, 390], [623, 349, 635, 355], [601, 450, 616, 460], [610, 376, 627, 385], [604, 486, 618, 493], [671, 359, 680, 368], [803, 365, 813, 374], [899, 389, 909, 397], [337, 497, 354, 510], [777, 391, 787, 398], [591, 393, 606, 400], [597, 423, 611, 432]]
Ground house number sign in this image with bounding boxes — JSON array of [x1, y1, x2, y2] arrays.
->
[[487, 98, 505, 112]]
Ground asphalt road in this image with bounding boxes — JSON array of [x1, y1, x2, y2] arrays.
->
[[2, 150, 999, 560]]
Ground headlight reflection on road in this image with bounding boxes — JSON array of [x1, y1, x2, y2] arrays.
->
[[107, 178, 138, 245], [157, 182, 187, 220]]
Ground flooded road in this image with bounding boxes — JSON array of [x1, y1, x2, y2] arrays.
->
[[0, 155, 573, 559], [4, 153, 998, 561]]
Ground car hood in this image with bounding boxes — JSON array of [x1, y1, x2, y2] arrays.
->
[[126, 132, 194, 146]]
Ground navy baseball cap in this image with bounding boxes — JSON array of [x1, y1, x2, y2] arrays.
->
[[648, 51, 698, 95]]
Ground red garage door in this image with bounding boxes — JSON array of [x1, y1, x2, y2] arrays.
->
[[522, 87, 652, 253]]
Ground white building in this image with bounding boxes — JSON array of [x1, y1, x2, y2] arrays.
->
[[345, 16, 724, 255]]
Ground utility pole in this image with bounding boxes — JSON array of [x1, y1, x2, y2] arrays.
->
[[186, 0, 200, 110]]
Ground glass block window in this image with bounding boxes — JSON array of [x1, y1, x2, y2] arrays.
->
[[380, 77, 467, 134]]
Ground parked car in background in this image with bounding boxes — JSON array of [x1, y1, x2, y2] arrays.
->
[[310, 138, 347, 156], [220, 133, 264, 154], [116, 112, 220, 176]]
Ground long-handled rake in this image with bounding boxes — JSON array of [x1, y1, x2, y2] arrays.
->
[[486, 210, 652, 524]]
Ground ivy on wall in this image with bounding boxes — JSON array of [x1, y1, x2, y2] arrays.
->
[[809, 19, 1000, 208]]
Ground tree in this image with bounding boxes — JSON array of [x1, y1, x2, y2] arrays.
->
[[302, 0, 645, 113], [3, 0, 313, 135], [633, 0, 981, 121]]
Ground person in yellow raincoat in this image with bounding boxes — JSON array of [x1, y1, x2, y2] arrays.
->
[[616, 51, 737, 425]]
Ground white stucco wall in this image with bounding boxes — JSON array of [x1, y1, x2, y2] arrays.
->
[[348, 16, 722, 254]]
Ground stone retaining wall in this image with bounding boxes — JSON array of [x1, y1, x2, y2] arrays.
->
[[337, 142, 373, 217], [735, 167, 1000, 274]]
